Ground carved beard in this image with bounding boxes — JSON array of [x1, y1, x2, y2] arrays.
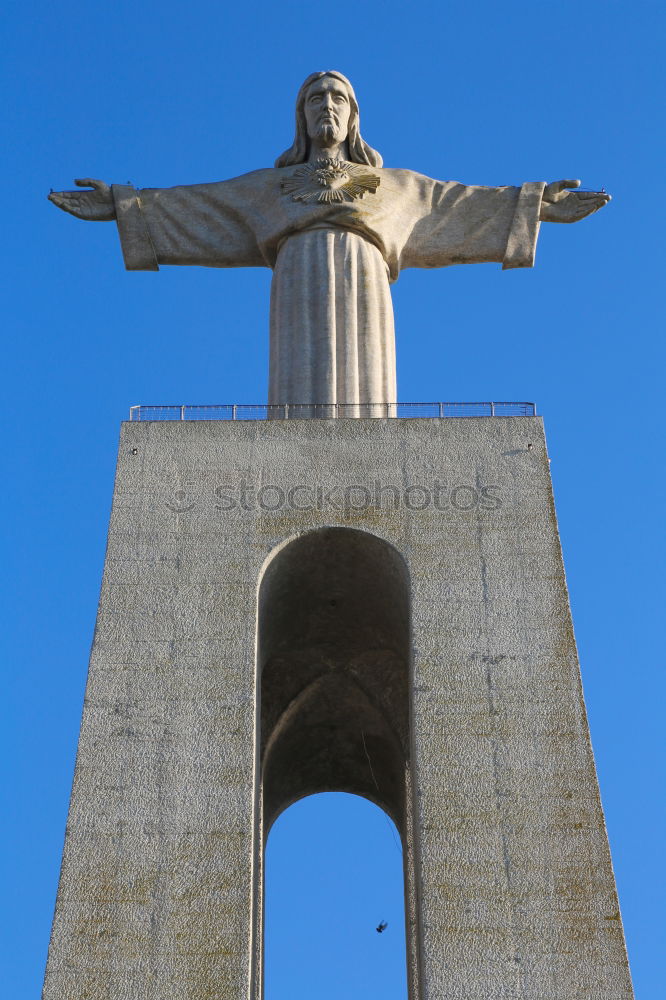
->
[[316, 121, 337, 143]]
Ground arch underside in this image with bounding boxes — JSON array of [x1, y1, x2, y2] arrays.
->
[[259, 528, 411, 835]]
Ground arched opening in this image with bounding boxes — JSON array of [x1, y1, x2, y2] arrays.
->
[[265, 793, 407, 1000], [256, 527, 419, 999]]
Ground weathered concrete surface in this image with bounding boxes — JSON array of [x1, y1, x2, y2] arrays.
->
[[43, 417, 633, 1000]]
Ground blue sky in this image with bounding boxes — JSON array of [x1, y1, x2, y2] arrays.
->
[[2, 1, 664, 996]]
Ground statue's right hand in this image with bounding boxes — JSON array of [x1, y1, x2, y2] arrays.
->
[[48, 178, 116, 221]]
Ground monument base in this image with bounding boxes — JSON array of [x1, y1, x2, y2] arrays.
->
[[43, 416, 633, 1000]]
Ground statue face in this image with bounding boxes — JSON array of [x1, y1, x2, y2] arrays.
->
[[303, 76, 352, 149]]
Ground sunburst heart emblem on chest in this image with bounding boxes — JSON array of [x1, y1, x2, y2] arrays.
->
[[281, 158, 381, 204]]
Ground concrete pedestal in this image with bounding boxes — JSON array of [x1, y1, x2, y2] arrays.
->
[[43, 417, 633, 1000]]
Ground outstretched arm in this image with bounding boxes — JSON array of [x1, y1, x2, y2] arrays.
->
[[49, 175, 267, 271], [48, 179, 116, 221], [397, 173, 547, 273], [540, 179, 610, 223]]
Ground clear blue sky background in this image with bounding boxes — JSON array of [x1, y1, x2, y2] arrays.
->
[[2, 1, 664, 996]]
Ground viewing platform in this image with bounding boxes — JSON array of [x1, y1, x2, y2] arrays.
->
[[128, 401, 537, 421]]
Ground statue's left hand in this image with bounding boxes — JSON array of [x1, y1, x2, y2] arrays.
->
[[540, 179, 610, 223]]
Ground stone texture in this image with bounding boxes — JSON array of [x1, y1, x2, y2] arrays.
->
[[43, 416, 633, 1000]]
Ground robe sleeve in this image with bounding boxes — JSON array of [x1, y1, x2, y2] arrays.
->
[[398, 178, 546, 273], [111, 179, 266, 272]]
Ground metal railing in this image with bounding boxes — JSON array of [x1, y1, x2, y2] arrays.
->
[[128, 401, 536, 421]]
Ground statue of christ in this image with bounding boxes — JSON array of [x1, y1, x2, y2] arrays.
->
[[49, 71, 609, 411]]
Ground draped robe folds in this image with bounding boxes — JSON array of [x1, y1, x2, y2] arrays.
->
[[111, 166, 546, 409]]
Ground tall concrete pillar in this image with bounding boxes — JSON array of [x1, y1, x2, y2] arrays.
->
[[43, 416, 633, 1000]]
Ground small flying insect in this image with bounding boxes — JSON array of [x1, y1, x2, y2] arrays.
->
[[376, 920, 388, 934]]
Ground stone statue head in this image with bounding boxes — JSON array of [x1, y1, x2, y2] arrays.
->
[[275, 71, 383, 168]]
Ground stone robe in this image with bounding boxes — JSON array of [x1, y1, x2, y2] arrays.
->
[[111, 166, 546, 408]]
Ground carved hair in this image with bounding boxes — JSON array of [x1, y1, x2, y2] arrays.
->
[[275, 71, 383, 168]]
